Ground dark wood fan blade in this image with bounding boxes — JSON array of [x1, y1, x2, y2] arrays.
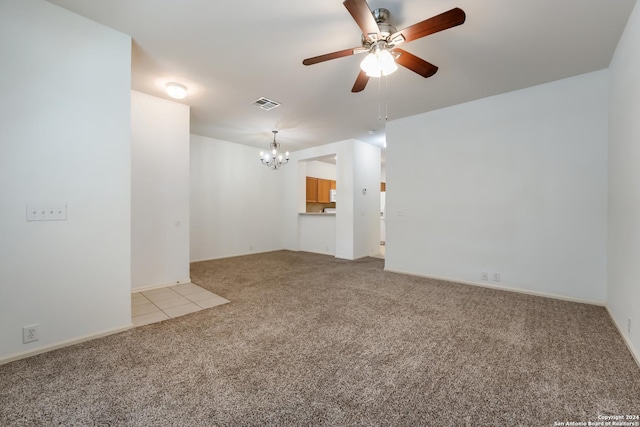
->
[[394, 48, 438, 78], [351, 70, 370, 92], [343, 0, 381, 40], [302, 47, 361, 65], [391, 8, 465, 44]]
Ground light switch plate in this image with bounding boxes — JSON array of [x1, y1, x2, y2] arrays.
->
[[26, 204, 67, 221]]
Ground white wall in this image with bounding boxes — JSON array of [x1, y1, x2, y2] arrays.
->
[[0, 0, 132, 361], [334, 142, 356, 259], [282, 140, 380, 260], [608, 0, 640, 361], [299, 215, 336, 255], [131, 91, 190, 290], [386, 70, 609, 304], [306, 160, 336, 180], [352, 140, 382, 258], [190, 134, 285, 261], [282, 143, 338, 252]]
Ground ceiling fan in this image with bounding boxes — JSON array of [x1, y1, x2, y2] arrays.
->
[[302, 0, 466, 93]]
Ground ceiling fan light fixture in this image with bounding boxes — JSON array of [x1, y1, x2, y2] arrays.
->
[[360, 52, 381, 77], [379, 49, 398, 76], [166, 82, 187, 99], [360, 49, 397, 77]]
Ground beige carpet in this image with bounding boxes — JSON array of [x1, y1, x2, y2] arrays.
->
[[1, 251, 638, 426]]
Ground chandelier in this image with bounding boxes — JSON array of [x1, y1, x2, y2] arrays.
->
[[260, 130, 289, 170]]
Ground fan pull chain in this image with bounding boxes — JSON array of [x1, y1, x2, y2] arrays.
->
[[377, 75, 382, 121], [377, 75, 390, 121], [385, 75, 389, 121]]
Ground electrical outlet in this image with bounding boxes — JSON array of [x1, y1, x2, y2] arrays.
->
[[493, 272, 501, 282], [482, 272, 489, 281], [23, 324, 39, 344]]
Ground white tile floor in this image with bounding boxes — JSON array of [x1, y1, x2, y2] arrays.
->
[[132, 283, 229, 327]]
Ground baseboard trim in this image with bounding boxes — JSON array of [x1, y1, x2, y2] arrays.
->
[[131, 278, 192, 293], [0, 324, 132, 366], [382, 267, 605, 306], [191, 249, 366, 263], [605, 306, 640, 369], [190, 249, 280, 263], [301, 249, 337, 258]]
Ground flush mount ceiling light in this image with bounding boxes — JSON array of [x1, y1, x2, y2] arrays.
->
[[165, 82, 187, 99], [260, 130, 289, 171]]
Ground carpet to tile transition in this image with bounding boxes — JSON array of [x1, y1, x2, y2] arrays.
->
[[1, 251, 638, 426]]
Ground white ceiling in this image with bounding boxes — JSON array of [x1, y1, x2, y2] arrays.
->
[[47, 0, 636, 152]]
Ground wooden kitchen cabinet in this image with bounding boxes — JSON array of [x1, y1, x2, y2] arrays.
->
[[317, 179, 331, 203], [306, 176, 336, 203], [306, 177, 318, 202]]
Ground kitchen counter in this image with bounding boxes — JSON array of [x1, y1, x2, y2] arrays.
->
[[299, 212, 336, 216]]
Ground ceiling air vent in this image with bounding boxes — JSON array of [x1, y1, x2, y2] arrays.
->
[[252, 97, 281, 111]]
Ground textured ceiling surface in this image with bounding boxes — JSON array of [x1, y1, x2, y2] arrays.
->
[[47, 0, 637, 151]]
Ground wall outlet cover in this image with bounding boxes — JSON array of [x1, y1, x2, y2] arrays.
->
[[23, 324, 39, 344]]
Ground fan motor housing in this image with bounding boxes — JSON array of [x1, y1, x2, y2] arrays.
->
[[373, 8, 390, 23], [361, 8, 397, 45]]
